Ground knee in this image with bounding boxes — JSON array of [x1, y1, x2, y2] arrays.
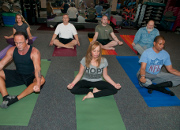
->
[[112, 88, 118, 94], [73, 40, 78, 45], [70, 87, 77, 94], [41, 76, 45, 85], [112, 41, 118, 45]]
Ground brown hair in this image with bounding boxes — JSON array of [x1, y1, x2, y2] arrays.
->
[[85, 41, 102, 68], [15, 14, 30, 29]]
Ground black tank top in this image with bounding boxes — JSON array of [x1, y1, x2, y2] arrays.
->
[[13, 46, 34, 74]]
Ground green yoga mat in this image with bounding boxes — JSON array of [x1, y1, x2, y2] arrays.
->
[[74, 71, 126, 130], [0, 59, 51, 126]]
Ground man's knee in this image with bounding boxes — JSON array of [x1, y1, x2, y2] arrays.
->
[[0, 70, 5, 80], [72, 40, 78, 45], [41, 76, 45, 85]]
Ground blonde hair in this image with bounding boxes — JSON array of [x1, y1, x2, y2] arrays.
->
[[85, 41, 102, 68], [15, 14, 31, 29], [47, 2, 53, 13]]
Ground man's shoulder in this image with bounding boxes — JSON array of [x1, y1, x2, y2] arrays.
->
[[31, 46, 39, 55], [143, 48, 153, 55], [139, 27, 146, 31], [161, 49, 169, 55], [153, 28, 159, 33], [96, 24, 101, 28]]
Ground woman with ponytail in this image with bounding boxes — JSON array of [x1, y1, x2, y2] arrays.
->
[[4, 14, 33, 45]]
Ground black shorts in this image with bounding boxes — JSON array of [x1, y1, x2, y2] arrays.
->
[[97, 39, 112, 45], [4, 69, 35, 88], [57, 37, 73, 44]]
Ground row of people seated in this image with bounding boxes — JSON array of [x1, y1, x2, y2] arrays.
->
[[1, 14, 180, 109], [47, 1, 111, 22], [49, 14, 123, 50]]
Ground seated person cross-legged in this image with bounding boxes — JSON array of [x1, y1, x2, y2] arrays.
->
[[91, 15, 123, 50], [132, 20, 160, 55], [67, 2, 78, 21], [85, 3, 97, 23], [4, 14, 33, 46], [49, 14, 80, 49], [0, 32, 45, 109], [138, 35, 180, 96], [67, 41, 121, 101]]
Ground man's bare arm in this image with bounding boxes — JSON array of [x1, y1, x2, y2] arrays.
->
[[166, 65, 180, 76], [0, 47, 15, 70], [31, 48, 42, 89]]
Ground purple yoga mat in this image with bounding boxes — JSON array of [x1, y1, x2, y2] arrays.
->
[[32, 36, 37, 42], [0, 45, 13, 59], [52, 46, 77, 57]]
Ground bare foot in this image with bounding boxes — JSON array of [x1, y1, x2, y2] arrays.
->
[[57, 46, 61, 48], [64, 45, 74, 49], [118, 41, 123, 46], [109, 47, 115, 50], [93, 88, 101, 93], [82, 92, 94, 101]]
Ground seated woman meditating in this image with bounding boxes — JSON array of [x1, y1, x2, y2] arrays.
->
[[67, 41, 121, 101], [4, 14, 33, 46]]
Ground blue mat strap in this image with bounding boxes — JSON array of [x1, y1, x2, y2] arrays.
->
[[116, 56, 180, 107]]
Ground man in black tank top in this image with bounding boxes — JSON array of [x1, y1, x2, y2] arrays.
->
[[0, 32, 45, 108]]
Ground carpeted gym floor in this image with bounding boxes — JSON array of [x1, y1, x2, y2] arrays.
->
[[0, 24, 180, 130]]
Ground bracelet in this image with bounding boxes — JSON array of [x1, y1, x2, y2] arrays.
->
[[141, 75, 145, 77]]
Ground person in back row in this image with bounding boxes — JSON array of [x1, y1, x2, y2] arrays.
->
[[91, 15, 123, 50], [0, 32, 45, 109], [67, 41, 121, 101], [67, 2, 78, 20], [49, 14, 80, 49], [132, 20, 160, 55], [4, 14, 34, 46], [138, 35, 180, 96]]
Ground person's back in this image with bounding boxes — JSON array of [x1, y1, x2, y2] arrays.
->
[[67, 7, 78, 18], [87, 7, 96, 19], [95, 4, 103, 15], [103, 7, 111, 20], [63, 3, 69, 13]]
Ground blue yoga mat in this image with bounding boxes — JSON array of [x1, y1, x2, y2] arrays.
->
[[116, 56, 180, 107]]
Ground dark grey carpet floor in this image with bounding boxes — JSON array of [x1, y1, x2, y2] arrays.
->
[[0, 25, 180, 130]]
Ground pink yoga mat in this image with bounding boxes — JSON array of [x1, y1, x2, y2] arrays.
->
[[52, 46, 77, 56]]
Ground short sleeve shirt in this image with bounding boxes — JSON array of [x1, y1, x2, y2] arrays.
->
[[13, 23, 28, 36], [139, 48, 171, 75], [54, 23, 77, 39], [95, 24, 113, 40], [80, 57, 108, 82], [133, 27, 160, 48], [87, 8, 96, 19]]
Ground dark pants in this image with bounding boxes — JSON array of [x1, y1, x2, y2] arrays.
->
[[70, 80, 118, 98]]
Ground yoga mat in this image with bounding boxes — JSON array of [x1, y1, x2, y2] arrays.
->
[[32, 36, 37, 42], [0, 45, 13, 59], [116, 56, 180, 107], [74, 71, 126, 130], [120, 35, 138, 54], [88, 38, 117, 55], [0, 59, 51, 126], [52, 46, 77, 57]]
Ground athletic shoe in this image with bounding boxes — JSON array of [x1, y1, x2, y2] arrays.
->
[[0, 95, 17, 109]]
